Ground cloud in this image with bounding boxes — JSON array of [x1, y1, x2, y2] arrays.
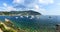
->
[[6, 6, 16, 11], [13, 0, 54, 11], [13, 0, 24, 4], [39, 0, 54, 5], [3, 3, 7, 7], [34, 5, 39, 10], [13, 0, 54, 5], [13, 0, 39, 10], [12, 0, 55, 15], [0, 0, 56, 15], [0, 3, 16, 11]]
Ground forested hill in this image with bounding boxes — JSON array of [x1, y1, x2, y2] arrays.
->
[[0, 10, 41, 16]]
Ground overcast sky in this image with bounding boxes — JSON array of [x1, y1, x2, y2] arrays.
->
[[0, 0, 60, 15]]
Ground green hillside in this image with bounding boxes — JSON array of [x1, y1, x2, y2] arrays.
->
[[0, 10, 41, 16]]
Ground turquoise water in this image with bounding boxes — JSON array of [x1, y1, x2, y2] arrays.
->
[[0, 15, 59, 32]]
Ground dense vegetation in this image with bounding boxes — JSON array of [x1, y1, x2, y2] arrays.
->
[[0, 10, 41, 16]]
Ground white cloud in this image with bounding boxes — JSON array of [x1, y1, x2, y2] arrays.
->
[[12, 0, 54, 11], [36, 8, 47, 15], [39, 0, 54, 5], [0, 7, 16, 11], [0, 3, 17, 11], [1, 0, 57, 15], [34, 5, 39, 10], [6, 6, 16, 11], [12, 0, 54, 12], [3, 3, 7, 7], [13, 0, 24, 4], [27, 4, 47, 15]]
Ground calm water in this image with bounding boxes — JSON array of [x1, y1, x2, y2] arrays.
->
[[0, 15, 60, 32]]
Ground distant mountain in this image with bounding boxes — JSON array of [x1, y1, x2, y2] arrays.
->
[[0, 10, 41, 16]]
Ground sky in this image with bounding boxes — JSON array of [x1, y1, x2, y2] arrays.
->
[[0, 0, 60, 15]]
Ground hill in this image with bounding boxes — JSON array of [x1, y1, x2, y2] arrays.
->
[[0, 10, 41, 16]]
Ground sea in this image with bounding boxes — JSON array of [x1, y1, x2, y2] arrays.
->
[[0, 15, 60, 32]]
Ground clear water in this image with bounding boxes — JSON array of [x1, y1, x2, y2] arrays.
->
[[0, 15, 59, 32]]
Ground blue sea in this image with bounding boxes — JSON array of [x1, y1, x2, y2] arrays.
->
[[0, 15, 60, 32]]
